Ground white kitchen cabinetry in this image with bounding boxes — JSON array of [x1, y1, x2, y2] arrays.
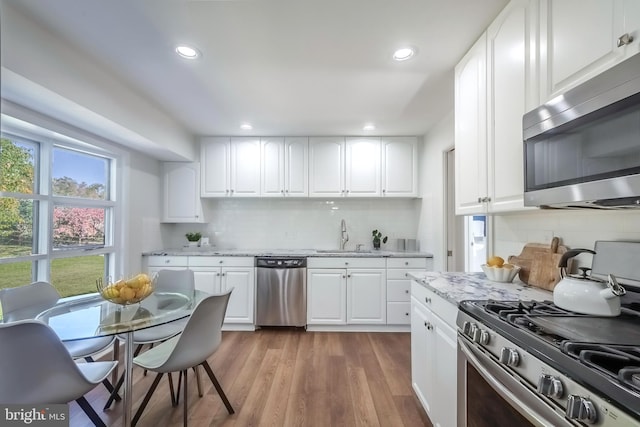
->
[[386, 257, 431, 325], [455, 0, 535, 215], [187, 256, 255, 327], [308, 137, 381, 197], [145, 256, 189, 278], [200, 137, 261, 197], [261, 137, 308, 197], [307, 257, 386, 326], [162, 162, 204, 223], [411, 281, 457, 427], [540, 0, 640, 100], [382, 137, 418, 197]]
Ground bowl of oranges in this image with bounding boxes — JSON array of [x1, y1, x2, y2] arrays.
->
[[97, 273, 155, 305], [481, 256, 521, 283]]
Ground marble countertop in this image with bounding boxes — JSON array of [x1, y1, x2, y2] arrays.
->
[[144, 248, 434, 258], [408, 271, 553, 305]]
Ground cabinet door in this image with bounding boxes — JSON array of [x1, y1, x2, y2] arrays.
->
[[261, 137, 285, 197], [346, 268, 386, 324], [432, 315, 458, 427], [410, 297, 433, 415], [541, 0, 637, 99], [201, 137, 230, 197], [230, 137, 261, 197], [162, 162, 204, 223], [221, 267, 255, 324], [345, 137, 381, 197], [307, 269, 347, 324], [193, 268, 222, 294], [382, 137, 418, 197], [309, 137, 345, 197], [455, 34, 488, 215], [487, 0, 534, 213], [284, 137, 309, 197]]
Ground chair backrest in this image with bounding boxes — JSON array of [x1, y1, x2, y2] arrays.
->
[[154, 269, 195, 294], [158, 290, 232, 373], [0, 320, 96, 404], [0, 281, 60, 322]]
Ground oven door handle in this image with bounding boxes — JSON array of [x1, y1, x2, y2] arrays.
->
[[458, 336, 574, 427]]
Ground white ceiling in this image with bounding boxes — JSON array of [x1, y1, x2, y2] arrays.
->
[[6, 0, 508, 138]]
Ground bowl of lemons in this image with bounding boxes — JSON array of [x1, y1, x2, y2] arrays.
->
[[97, 273, 155, 305], [481, 256, 521, 283]]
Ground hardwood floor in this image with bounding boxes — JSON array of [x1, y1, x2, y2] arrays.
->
[[74, 330, 432, 427]]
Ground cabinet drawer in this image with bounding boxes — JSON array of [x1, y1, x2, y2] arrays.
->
[[188, 256, 254, 267], [411, 281, 458, 328], [387, 257, 429, 269], [387, 302, 411, 324], [386, 269, 416, 280], [387, 280, 410, 301], [146, 256, 188, 267], [307, 257, 385, 269]]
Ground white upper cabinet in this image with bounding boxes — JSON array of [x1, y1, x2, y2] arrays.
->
[[200, 137, 260, 197], [309, 137, 346, 197], [540, 0, 640, 100], [261, 137, 309, 197], [382, 136, 418, 197], [201, 137, 230, 197], [345, 137, 381, 197], [455, 33, 488, 215], [162, 162, 204, 223], [455, 0, 536, 215]]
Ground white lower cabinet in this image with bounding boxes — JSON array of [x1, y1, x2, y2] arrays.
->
[[307, 257, 386, 326], [386, 257, 431, 325], [145, 256, 189, 278], [187, 257, 255, 326], [410, 281, 457, 427]]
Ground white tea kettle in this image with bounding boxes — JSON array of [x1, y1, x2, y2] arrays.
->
[[553, 249, 626, 316]]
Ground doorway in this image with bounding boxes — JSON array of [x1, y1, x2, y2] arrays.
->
[[444, 149, 465, 271]]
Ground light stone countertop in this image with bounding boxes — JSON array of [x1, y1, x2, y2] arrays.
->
[[144, 248, 434, 258], [408, 271, 553, 306]]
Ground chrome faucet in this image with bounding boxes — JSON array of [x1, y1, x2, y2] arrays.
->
[[340, 219, 349, 250]]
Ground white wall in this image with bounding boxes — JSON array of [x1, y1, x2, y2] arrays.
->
[[159, 198, 421, 251], [417, 111, 454, 271]]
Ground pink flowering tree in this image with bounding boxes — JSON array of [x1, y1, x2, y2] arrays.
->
[[53, 207, 104, 246]]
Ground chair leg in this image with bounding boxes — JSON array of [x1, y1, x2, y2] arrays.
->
[[168, 372, 177, 406], [193, 366, 203, 397], [132, 372, 164, 427], [201, 361, 234, 414], [183, 369, 189, 427], [176, 371, 183, 405], [76, 396, 106, 427], [103, 372, 125, 410]]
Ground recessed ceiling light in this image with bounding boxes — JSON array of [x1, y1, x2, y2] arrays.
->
[[240, 123, 253, 130], [175, 45, 201, 59], [363, 123, 376, 131], [393, 47, 416, 61]]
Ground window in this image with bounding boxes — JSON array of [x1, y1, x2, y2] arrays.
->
[[0, 132, 119, 300]]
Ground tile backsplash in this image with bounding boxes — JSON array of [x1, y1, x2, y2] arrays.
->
[[160, 198, 421, 250]]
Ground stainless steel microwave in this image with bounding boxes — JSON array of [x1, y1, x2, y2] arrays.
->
[[523, 53, 640, 209]]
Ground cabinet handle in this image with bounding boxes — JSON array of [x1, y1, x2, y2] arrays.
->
[[225, 189, 229, 194], [221, 273, 225, 277], [383, 189, 386, 193], [347, 274, 351, 278], [345, 189, 349, 194], [426, 322, 433, 330], [230, 189, 234, 194], [425, 297, 431, 304], [285, 189, 289, 193], [342, 274, 346, 278], [477, 197, 482, 203], [405, 290, 409, 294], [165, 260, 170, 264], [405, 261, 409, 266], [405, 312, 409, 316], [345, 262, 349, 266], [281, 189, 285, 194], [219, 260, 223, 264], [617, 33, 634, 47], [216, 273, 220, 276]]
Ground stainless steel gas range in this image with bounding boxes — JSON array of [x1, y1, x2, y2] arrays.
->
[[456, 242, 640, 427]]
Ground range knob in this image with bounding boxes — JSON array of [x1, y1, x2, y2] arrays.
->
[[472, 328, 490, 345], [537, 374, 564, 398], [468, 323, 478, 339], [566, 395, 597, 424], [499, 347, 520, 367], [462, 321, 472, 336]]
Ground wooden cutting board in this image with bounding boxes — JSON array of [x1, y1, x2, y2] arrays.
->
[[508, 237, 573, 291]]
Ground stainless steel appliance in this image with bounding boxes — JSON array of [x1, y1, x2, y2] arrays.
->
[[255, 257, 307, 327], [523, 53, 640, 209], [457, 241, 640, 426]]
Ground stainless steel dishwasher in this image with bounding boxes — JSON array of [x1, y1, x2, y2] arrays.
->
[[255, 257, 307, 327]]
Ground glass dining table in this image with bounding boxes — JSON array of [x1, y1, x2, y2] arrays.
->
[[1, 289, 209, 427]]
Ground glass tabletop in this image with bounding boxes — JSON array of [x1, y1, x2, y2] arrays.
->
[[31, 290, 209, 341]]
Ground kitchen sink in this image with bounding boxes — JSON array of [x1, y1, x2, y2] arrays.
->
[[315, 249, 373, 254]]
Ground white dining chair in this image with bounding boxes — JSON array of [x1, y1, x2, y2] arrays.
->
[[131, 290, 234, 427], [0, 320, 118, 427], [0, 281, 121, 401], [104, 268, 197, 409]]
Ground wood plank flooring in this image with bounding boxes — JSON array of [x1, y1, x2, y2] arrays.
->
[[73, 330, 432, 427]]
